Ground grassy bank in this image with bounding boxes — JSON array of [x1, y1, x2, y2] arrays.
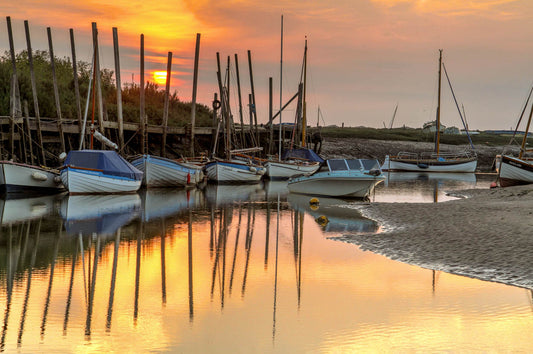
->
[[316, 127, 515, 147]]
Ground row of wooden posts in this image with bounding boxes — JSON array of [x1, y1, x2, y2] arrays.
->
[[4, 16, 307, 167]]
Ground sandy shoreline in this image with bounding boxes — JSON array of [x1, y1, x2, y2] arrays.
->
[[338, 184, 533, 290]]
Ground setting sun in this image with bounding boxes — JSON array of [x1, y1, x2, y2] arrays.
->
[[152, 71, 167, 85]]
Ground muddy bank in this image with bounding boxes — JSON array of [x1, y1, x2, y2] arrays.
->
[[320, 137, 506, 172]]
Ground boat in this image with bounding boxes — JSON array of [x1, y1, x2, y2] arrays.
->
[[205, 158, 265, 184], [265, 39, 322, 180], [0, 161, 65, 195], [287, 158, 386, 198], [381, 50, 477, 173], [497, 87, 533, 186], [60, 150, 143, 194], [130, 154, 204, 187]]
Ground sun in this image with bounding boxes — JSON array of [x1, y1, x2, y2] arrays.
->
[[152, 71, 167, 85]]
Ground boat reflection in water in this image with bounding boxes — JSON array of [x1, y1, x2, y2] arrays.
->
[[204, 183, 264, 207], [140, 188, 204, 222], [287, 194, 380, 235], [60, 194, 141, 236], [0, 194, 63, 225], [376, 172, 478, 203]]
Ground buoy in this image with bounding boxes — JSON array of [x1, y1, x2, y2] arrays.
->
[[58, 152, 67, 161], [316, 215, 329, 227], [187, 173, 191, 184], [309, 197, 319, 205], [249, 166, 257, 173], [309, 197, 320, 210], [490, 181, 498, 189]]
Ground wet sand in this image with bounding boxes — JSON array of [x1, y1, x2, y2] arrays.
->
[[339, 184, 533, 289]]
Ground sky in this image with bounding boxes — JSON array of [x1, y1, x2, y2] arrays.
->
[[2, 0, 533, 130]]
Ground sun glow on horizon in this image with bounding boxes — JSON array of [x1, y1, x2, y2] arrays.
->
[[153, 71, 168, 85]]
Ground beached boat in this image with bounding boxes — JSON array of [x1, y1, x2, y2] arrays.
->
[[498, 154, 533, 187], [381, 50, 477, 173], [60, 150, 143, 194], [0, 161, 65, 195], [287, 158, 386, 198], [130, 154, 204, 187], [205, 158, 265, 184]]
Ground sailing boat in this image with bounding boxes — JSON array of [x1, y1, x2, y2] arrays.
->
[[381, 50, 477, 172], [498, 88, 533, 186], [264, 32, 321, 180]]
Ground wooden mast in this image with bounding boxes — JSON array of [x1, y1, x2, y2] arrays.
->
[[519, 95, 533, 159], [301, 38, 308, 148], [435, 49, 443, 155], [278, 15, 283, 160]]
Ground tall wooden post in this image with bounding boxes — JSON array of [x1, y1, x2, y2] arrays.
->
[[162, 51, 172, 157], [92, 23, 105, 138], [140, 34, 146, 154], [247, 50, 258, 143], [24, 20, 46, 166], [234, 54, 245, 147], [112, 27, 124, 151], [190, 33, 201, 157], [70, 29, 83, 135], [269, 77, 273, 155], [6, 16, 21, 117], [23, 101, 35, 166], [47, 27, 66, 153]]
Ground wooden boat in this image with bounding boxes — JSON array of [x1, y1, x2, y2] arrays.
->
[[287, 159, 386, 198], [60, 150, 143, 194], [382, 50, 477, 173], [0, 161, 65, 195], [265, 40, 323, 180], [205, 158, 265, 184], [130, 154, 204, 187]]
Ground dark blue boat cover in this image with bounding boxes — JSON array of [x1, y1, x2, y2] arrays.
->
[[64, 150, 143, 180], [282, 148, 324, 163]]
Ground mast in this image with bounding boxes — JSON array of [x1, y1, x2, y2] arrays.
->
[[435, 49, 442, 155], [301, 38, 307, 147], [519, 97, 533, 159], [278, 15, 283, 160]]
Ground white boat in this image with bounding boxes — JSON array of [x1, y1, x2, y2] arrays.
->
[[265, 159, 320, 180], [61, 150, 143, 194], [382, 152, 477, 172], [287, 159, 386, 198], [498, 155, 533, 187], [0, 161, 65, 195], [381, 50, 477, 173], [130, 154, 204, 187], [60, 193, 141, 236], [205, 159, 265, 184]]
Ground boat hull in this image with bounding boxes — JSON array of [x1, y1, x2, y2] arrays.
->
[[60, 167, 142, 194], [0, 161, 64, 194], [205, 160, 264, 184], [498, 155, 533, 187], [131, 155, 203, 187], [382, 155, 477, 172], [288, 172, 386, 198], [265, 160, 321, 180]]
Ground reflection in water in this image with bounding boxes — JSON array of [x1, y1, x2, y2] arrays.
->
[[0, 173, 532, 352]]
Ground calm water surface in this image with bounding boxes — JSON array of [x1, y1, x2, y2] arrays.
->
[[1, 173, 532, 353]]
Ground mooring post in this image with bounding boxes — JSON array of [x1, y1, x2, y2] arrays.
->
[[23, 101, 35, 165], [190, 33, 201, 157], [162, 51, 172, 157], [92, 23, 105, 142], [140, 34, 146, 155], [6, 16, 21, 117], [24, 20, 46, 166], [234, 53, 245, 147], [70, 29, 83, 136], [112, 27, 124, 151], [47, 27, 66, 154], [269, 77, 273, 155]]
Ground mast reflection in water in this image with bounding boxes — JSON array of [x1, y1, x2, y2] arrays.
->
[[0, 178, 532, 352]]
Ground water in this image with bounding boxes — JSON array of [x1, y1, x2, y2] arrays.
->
[[1, 173, 532, 353]]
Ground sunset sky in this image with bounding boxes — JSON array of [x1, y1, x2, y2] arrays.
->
[[2, 0, 533, 130]]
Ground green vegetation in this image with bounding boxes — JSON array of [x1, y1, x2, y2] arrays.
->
[[0, 50, 213, 127], [317, 127, 514, 146]]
